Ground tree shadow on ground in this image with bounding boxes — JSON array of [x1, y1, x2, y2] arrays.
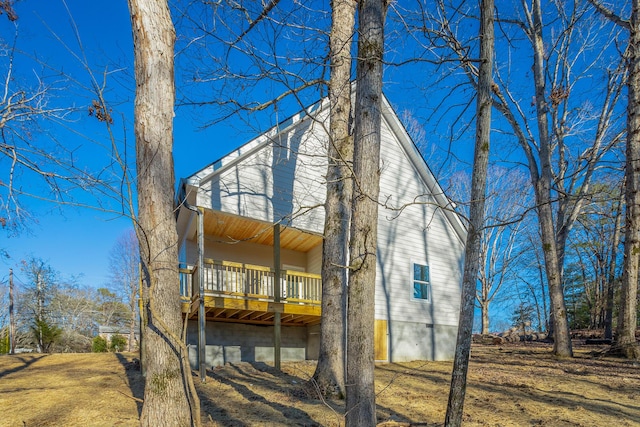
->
[[242, 362, 345, 416], [204, 361, 343, 426], [114, 353, 145, 416], [376, 402, 440, 426], [0, 354, 47, 378], [196, 373, 248, 427]]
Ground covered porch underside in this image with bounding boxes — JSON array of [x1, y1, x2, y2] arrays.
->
[[179, 207, 324, 369], [182, 296, 321, 327]]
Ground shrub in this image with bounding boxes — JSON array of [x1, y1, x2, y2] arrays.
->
[[0, 332, 8, 354], [31, 319, 62, 353], [57, 331, 92, 353], [109, 334, 127, 352], [92, 336, 108, 353]]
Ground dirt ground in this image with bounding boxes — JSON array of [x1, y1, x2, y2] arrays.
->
[[1, 343, 639, 427]]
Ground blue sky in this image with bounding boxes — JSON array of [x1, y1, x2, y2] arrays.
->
[[0, 1, 231, 288], [1, 1, 131, 288]]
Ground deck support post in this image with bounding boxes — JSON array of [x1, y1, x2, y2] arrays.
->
[[197, 207, 206, 382], [274, 223, 282, 370]]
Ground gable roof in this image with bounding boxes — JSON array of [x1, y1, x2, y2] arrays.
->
[[177, 92, 466, 245], [179, 98, 325, 192]]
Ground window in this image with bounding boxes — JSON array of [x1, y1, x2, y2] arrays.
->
[[413, 263, 430, 301]]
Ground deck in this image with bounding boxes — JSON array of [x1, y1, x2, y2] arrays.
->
[[180, 260, 322, 326]]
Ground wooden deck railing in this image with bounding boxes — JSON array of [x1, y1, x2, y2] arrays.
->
[[180, 260, 322, 305]]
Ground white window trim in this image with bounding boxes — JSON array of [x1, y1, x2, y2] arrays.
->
[[411, 261, 432, 303]]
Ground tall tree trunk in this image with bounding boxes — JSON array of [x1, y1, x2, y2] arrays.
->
[[479, 271, 490, 334], [616, 0, 640, 358], [345, 0, 386, 424], [36, 275, 43, 353], [310, 0, 355, 399], [128, 1, 200, 425], [605, 192, 623, 340], [444, 0, 493, 424], [529, 0, 573, 357], [480, 300, 489, 335]]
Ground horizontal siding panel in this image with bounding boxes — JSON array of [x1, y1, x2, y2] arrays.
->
[[201, 115, 328, 234], [374, 119, 463, 326]]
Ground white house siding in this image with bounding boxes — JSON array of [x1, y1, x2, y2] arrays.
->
[[183, 238, 314, 272], [374, 116, 464, 361], [197, 112, 328, 235], [180, 95, 465, 363]]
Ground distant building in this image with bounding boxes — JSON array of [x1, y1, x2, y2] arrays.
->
[[98, 325, 139, 351]]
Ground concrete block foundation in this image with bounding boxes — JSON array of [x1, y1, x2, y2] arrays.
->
[[186, 320, 318, 369]]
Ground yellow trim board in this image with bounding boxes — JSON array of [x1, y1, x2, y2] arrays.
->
[[374, 319, 388, 361]]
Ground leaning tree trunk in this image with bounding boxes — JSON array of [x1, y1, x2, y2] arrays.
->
[[345, 0, 386, 424], [444, 0, 493, 424], [310, 0, 355, 399], [615, 0, 640, 359], [128, 0, 200, 425]]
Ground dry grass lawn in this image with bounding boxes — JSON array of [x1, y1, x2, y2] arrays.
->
[[1, 344, 639, 426]]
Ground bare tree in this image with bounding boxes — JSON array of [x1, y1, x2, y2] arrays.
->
[[20, 257, 59, 353], [513, 226, 551, 332], [0, 272, 10, 353], [619, 1, 640, 355], [0, 6, 138, 243], [174, 1, 328, 133], [108, 229, 139, 352], [500, 0, 626, 357], [310, 0, 356, 399], [445, 0, 493, 423], [450, 167, 530, 334], [94, 287, 128, 328], [48, 282, 97, 352], [420, 0, 626, 357], [587, 0, 640, 359], [0, 25, 79, 232], [565, 181, 624, 333], [127, 0, 200, 425], [477, 219, 525, 333], [345, 0, 387, 424]]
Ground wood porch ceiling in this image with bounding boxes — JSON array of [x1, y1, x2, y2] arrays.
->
[[201, 209, 323, 253]]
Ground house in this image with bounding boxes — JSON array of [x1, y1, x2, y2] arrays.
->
[[176, 92, 466, 369], [97, 325, 139, 351]]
